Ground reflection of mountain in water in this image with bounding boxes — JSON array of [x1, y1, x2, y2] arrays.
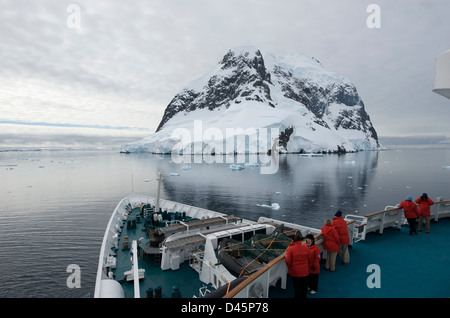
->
[[154, 152, 379, 229], [288, 152, 379, 226]]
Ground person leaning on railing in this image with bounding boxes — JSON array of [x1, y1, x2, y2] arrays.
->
[[332, 211, 350, 266], [321, 220, 340, 272], [399, 196, 419, 235], [415, 193, 435, 234]]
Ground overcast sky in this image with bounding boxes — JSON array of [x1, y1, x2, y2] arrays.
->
[[1, 0, 449, 148]]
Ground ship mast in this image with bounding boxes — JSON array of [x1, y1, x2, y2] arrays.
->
[[155, 172, 162, 214]]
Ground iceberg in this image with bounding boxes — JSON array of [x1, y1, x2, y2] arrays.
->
[[229, 164, 244, 171], [257, 203, 280, 210]]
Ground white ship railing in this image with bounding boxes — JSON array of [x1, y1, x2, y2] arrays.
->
[[223, 252, 287, 298], [224, 199, 450, 298], [94, 196, 131, 298], [345, 198, 450, 241], [345, 206, 404, 242], [131, 240, 140, 298]]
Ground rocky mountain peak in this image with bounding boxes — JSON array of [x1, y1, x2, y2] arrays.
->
[[127, 47, 380, 154], [156, 46, 274, 132]]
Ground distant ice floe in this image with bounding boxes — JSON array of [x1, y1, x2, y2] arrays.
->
[[170, 173, 180, 176], [229, 164, 244, 170], [300, 154, 324, 158], [1, 164, 17, 170], [442, 165, 450, 169], [257, 203, 280, 210]]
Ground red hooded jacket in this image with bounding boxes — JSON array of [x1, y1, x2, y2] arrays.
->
[[321, 224, 340, 253], [399, 200, 419, 219], [308, 244, 321, 274], [415, 197, 435, 217], [332, 216, 350, 245], [285, 241, 311, 278]]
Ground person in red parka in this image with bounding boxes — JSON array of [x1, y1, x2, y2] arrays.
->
[[399, 195, 419, 235], [305, 234, 321, 294], [321, 219, 340, 272], [415, 193, 435, 233], [332, 210, 350, 265], [285, 232, 312, 299]]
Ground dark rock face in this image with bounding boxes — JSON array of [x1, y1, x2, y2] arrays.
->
[[272, 65, 378, 144], [156, 48, 275, 132]]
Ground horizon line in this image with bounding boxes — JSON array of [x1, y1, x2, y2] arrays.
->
[[0, 120, 151, 132]]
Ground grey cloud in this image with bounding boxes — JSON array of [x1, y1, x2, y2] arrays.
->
[[1, 0, 450, 146]]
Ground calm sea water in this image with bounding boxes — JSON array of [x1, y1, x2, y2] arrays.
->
[[1, 147, 450, 298]]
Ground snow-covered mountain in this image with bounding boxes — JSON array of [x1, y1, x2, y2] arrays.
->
[[122, 46, 380, 154]]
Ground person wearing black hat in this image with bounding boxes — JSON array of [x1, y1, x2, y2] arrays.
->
[[415, 193, 435, 233], [332, 211, 350, 265], [306, 234, 320, 294]]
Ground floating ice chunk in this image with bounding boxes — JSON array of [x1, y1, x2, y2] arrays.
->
[[244, 162, 259, 167], [442, 165, 450, 169], [229, 164, 244, 170], [144, 179, 151, 182], [300, 154, 324, 157], [271, 203, 280, 210], [182, 166, 192, 170], [170, 173, 180, 176], [275, 191, 281, 195], [257, 203, 280, 210]]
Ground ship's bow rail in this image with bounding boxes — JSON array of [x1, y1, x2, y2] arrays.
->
[[94, 194, 242, 298]]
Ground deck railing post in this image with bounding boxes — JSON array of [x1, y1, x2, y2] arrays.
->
[[132, 240, 141, 298], [379, 213, 385, 234]]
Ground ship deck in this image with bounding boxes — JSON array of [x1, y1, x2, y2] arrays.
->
[[271, 217, 450, 298], [104, 198, 450, 299], [111, 207, 206, 298]]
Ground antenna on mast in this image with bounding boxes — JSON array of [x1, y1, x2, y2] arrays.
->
[[155, 172, 162, 214]]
